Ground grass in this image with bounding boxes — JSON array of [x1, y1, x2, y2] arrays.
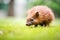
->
[[0, 18, 60, 40]]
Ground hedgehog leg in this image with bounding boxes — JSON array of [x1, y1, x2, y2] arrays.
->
[[39, 23, 44, 26], [42, 21, 47, 27], [44, 23, 50, 27], [44, 23, 47, 27], [34, 24, 38, 27], [46, 23, 50, 27], [43, 22, 50, 27]]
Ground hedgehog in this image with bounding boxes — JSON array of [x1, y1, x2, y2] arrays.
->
[[26, 6, 55, 27]]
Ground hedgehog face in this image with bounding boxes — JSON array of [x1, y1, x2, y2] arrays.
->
[[26, 18, 34, 26], [26, 12, 40, 26]]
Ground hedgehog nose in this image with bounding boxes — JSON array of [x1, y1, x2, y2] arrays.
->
[[26, 24, 28, 26], [26, 22, 32, 26], [26, 23, 31, 26]]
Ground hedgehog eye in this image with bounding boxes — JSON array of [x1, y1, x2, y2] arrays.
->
[[30, 18, 34, 21]]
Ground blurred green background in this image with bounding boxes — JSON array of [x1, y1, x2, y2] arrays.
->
[[0, 0, 60, 18], [0, 0, 60, 40]]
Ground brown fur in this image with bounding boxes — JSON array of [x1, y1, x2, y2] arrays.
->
[[26, 5, 55, 27]]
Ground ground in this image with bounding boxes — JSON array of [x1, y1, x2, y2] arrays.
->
[[0, 18, 60, 40]]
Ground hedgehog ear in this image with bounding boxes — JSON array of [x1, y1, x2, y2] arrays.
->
[[36, 12, 39, 17]]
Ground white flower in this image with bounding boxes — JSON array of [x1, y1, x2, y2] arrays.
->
[[0, 31, 3, 35]]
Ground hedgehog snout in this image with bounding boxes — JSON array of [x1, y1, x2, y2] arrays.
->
[[26, 22, 32, 26]]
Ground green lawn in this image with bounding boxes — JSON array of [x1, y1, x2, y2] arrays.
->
[[0, 18, 60, 40]]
